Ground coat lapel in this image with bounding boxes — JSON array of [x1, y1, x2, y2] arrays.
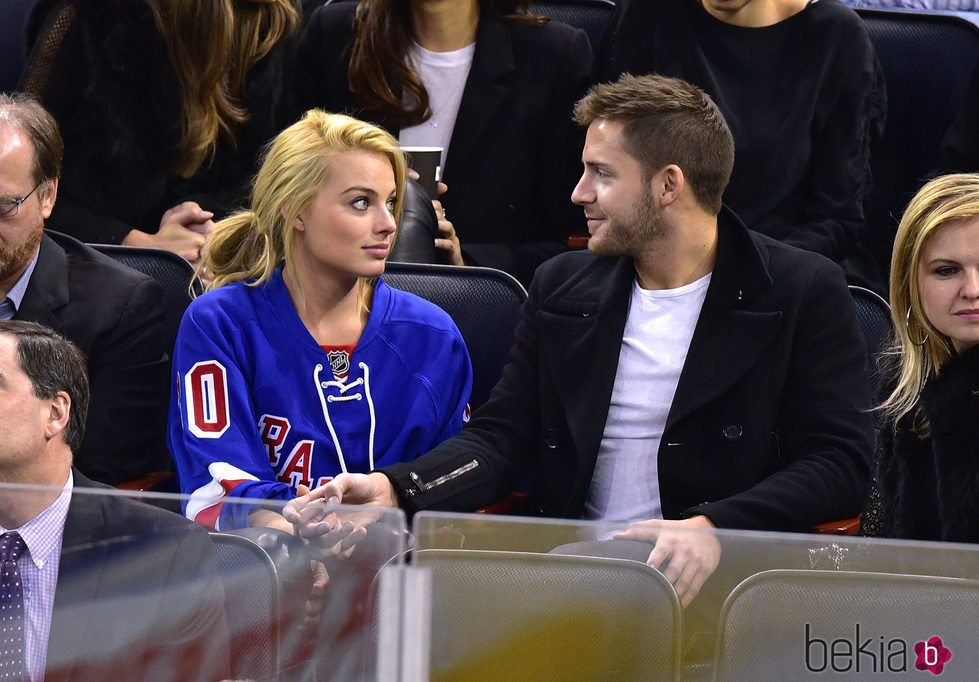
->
[[443, 13, 514, 179], [14, 233, 68, 333], [665, 210, 782, 430], [46, 473, 111, 681], [540, 258, 635, 468]]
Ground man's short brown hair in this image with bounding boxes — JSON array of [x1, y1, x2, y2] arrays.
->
[[0, 92, 63, 184], [574, 73, 734, 214]]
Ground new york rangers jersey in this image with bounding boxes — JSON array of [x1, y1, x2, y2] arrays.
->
[[168, 269, 472, 530]]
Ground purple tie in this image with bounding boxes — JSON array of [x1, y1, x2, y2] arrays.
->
[[0, 532, 27, 680]]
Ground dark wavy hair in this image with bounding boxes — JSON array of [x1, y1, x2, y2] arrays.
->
[[347, 0, 545, 126]]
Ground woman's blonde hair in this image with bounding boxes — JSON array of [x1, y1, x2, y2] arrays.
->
[[147, 0, 300, 178], [880, 172, 979, 424], [199, 110, 407, 303]]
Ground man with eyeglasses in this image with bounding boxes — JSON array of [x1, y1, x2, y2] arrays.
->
[[0, 92, 169, 485]]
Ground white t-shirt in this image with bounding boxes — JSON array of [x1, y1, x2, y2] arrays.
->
[[399, 40, 475, 171], [583, 272, 712, 523]]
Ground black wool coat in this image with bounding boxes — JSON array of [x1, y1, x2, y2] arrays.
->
[[382, 209, 874, 531]]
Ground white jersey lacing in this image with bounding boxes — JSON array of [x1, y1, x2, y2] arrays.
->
[[313, 362, 377, 473]]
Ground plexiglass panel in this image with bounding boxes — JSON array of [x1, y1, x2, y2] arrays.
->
[[413, 512, 979, 681], [0, 483, 407, 681]]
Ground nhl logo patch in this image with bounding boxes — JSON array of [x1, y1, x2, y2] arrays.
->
[[327, 350, 350, 376]]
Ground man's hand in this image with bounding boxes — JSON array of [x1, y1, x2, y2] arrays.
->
[[613, 515, 721, 608], [121, 201, 215, 262], [433, 182, 464, 265], [288, 472, 398, 510]]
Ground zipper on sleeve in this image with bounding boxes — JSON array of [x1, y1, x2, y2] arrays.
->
[[405, 459, 479, 497]]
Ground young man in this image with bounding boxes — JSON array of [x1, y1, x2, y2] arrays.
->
[[290, 74, 874, 606]]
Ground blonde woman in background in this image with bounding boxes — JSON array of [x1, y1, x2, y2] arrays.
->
[[868, 173, 979, 541], [168, 110, 472, 532]]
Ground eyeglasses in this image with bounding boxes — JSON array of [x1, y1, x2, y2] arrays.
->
[[0, 182, 43, 219]]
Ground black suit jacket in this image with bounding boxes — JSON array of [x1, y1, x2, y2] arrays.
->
[[291, 2, 592, 284], [383, 210, 874, 531], [45, 471, 229, 681], [15, 231, 169, 484]]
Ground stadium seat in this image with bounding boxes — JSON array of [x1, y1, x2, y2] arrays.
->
[[713, 569, 979, 679], [530, 0, 615, 52], [383, 262, 527, 409], [91, 243, 201, 357], [210, 531, 283, 680], [414, 547, 682, 681]]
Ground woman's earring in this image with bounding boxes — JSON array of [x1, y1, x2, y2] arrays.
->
[[906, 307, 929, 346]]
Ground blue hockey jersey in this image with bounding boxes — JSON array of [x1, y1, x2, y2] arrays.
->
[[168, 269, 472, 530]]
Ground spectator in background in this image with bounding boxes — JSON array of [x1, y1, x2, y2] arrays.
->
[[169, 110, 472, 532], [291, 0, 591, 285], [597, 0, 887, 292], [869, 174, 979, 542], [0, 93, 169, 485], [0, 320, 228, 680], [22, 0, 300, 262]]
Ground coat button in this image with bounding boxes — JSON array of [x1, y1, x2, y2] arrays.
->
[[722, 424, 743, 441], [544, 429, 559, 449]]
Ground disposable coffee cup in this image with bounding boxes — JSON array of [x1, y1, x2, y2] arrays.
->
[[402, 146, 442, 198]]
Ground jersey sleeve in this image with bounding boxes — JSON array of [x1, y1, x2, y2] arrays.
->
[[167, 299, 292, 531], [424, 324, 474, 450]]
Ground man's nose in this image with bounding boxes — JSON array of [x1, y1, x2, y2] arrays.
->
[[571, 172, 593, 206]]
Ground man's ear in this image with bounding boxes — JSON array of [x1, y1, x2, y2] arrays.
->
[[39, 177, 58, 220], [656, 164, 685, 207], [44, 391, 71, 441]]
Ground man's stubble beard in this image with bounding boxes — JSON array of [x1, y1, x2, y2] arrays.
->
[[588, 189, 664, 259]]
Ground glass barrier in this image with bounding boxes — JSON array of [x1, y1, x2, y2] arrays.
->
[[0, 482, 408, 682], [412, 512, 979, 681], [7, 480, 978, 681]]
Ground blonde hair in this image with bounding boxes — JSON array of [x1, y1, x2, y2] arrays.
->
[[880, 172, 979, 424], [199, 110, 407, 305], [147, 0, 299, 179]]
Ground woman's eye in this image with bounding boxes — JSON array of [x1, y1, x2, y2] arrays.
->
[[386, 198, 397, 212], [352, 197, 369, 210], [935, 265, 959, 277]]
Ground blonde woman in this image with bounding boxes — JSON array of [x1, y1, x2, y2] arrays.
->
[[168, 111, 472, 531], [872, 173, 979, 541], [24, 0, 300, 260]]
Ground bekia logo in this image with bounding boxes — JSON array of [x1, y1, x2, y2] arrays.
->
[[805, 625, 953, 675], [914, 637, 951, 675]]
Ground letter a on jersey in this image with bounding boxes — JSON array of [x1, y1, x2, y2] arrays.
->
[[185, 360, 231, 438]]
